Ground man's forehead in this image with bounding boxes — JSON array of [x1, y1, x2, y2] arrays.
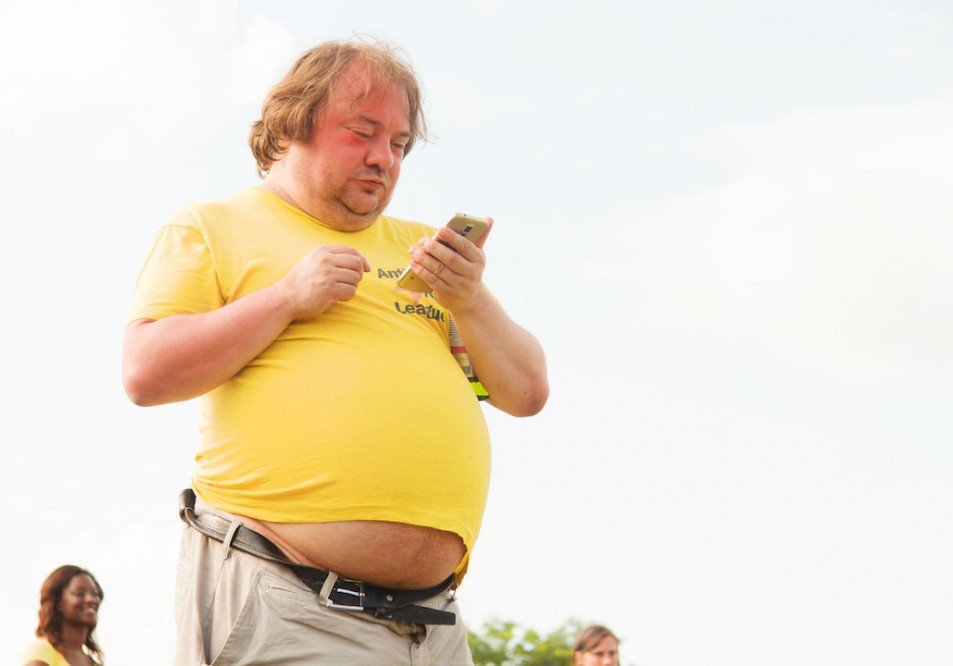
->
[[329, 61, 410, 117]]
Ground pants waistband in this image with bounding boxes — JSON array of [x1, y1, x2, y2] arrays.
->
[[178, 488, 456, 625]]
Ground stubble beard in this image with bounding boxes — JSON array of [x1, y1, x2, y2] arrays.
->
[[337, 183, 393, 225]]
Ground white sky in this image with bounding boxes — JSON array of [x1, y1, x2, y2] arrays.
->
[[2, 1, 951, 665]]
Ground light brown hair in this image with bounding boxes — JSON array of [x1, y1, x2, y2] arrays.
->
[[249, 37, 427, 176]]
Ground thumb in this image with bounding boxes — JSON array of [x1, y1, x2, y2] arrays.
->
[[475, 217, 493, 249]]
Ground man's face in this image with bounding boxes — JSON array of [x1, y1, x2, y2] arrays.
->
[[291, 61, 411, 229], [57, 574, 101, 628]]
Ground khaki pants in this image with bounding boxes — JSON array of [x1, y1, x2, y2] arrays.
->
[[173, 499, 474, 665]]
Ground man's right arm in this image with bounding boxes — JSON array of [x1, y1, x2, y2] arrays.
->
[[122, 245, 370, 406]]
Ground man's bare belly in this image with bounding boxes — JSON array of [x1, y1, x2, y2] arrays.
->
[[238, 515, 466, 589]]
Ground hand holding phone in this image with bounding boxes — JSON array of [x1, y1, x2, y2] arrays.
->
[[397, 213, 490, 293]]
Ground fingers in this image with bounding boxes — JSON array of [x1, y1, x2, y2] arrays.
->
[[308, 246, 370, 282], [282, 245, 370, 319], [430, 224, 491, 259], [409, 243, 459, 289], [408, 232, 487, 308], [320, 245, 372, 273], [419, 231, 485, 273]]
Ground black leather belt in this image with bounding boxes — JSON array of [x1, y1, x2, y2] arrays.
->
[[178, 488, 456, 625]]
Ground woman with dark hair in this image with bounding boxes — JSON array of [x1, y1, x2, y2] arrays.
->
[[22, 565, 104, 666], [573, 624, 620, 666]]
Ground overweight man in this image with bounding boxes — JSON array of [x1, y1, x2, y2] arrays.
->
[[122, 38, 548, 665]]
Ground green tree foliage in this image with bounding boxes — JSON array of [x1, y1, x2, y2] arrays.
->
[[467, 618, 582, 666]]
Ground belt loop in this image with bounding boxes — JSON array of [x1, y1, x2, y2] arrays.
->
[[220, 520, 241, 561], [318, 572, 339, 604]]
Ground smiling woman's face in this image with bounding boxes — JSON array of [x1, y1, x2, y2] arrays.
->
[[57, 573, 101, 627]]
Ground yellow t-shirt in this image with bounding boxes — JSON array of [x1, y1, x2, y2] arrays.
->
[[130, 188, 491, 571], [23, 639, 67, 666], [22, 638, 100, 665]]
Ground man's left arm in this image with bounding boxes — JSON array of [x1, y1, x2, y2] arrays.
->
[[407, 223, 549, 417]]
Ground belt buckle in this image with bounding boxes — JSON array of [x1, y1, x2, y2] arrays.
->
[[324, 581, 365, 612]]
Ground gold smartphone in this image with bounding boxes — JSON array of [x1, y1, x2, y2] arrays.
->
[[396, 213, 490, 293]]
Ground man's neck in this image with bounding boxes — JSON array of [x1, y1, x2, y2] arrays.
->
[[259, 172, 377, 232]]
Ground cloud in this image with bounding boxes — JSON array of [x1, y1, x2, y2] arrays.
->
[[0, 0, 297, 166], [625, 99, 953, 381]]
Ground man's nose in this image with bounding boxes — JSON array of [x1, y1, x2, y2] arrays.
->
[[366, 136, 396, 170]]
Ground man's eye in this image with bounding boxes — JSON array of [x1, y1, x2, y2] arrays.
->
[[392, 142, 407, 153], [352, 129, 372, 139]]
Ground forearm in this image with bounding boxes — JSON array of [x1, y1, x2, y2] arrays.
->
[[451, 288, 549, 417], [122, 283, 294, 405]]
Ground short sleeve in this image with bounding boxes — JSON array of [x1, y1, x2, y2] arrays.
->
[[128, 211, 223, 323], [22, 638, 60, 664]]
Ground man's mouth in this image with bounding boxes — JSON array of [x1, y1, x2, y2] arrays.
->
[[354, 172, 387, 187]]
